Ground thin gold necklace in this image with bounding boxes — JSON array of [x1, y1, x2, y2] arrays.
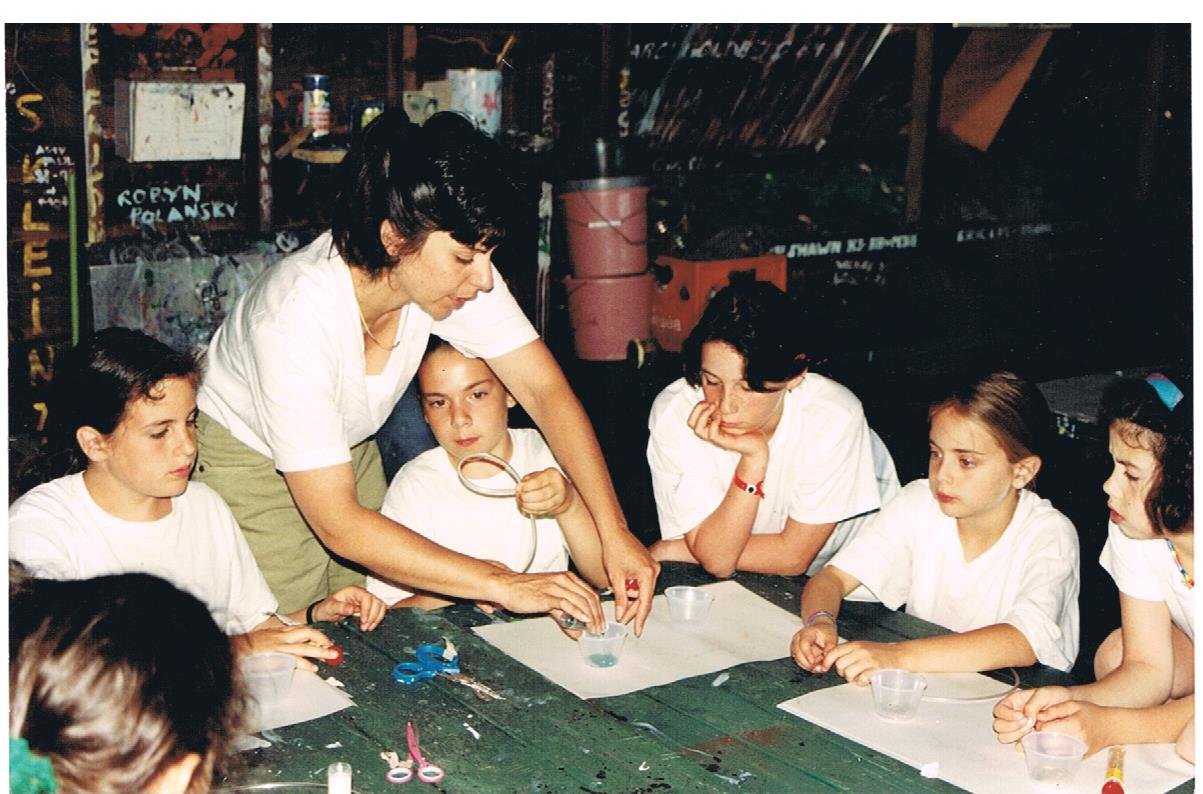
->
[[357, 302, 402, 350]]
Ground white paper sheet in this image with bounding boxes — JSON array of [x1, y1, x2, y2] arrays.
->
[[778, 674, 1194, 793], [472, 580, 802, 699], [245, 669, 356, 736]]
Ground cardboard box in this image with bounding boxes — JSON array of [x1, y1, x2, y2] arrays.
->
[[650, 254, 788, 351]]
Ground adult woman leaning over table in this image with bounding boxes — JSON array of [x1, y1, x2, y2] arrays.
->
[[194, 109, 657, 633]]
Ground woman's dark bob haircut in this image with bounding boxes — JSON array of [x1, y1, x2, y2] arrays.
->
[[682, 280, 808, 392], [331, 109, 520, 276], [1099, 372, 1193, 534]]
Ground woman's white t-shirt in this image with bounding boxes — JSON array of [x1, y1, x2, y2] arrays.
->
[[197, 231, 538, 472]]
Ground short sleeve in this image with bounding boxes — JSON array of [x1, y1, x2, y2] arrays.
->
[[8, 504, 79, 580], [433, 268, 538, 360], [787, 403, 880, 526], [246, 312, 353, 472], [826, 481, 926, 608], [1099, 523, 1165, 601], [999, 519, 1080, 672]]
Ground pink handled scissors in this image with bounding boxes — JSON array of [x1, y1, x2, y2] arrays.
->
[[385, 722, 444, 784]]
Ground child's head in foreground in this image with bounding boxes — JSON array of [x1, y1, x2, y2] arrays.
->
[[418, 336, 516, 462], [9, 571, 245, 794], [926, 370, 1051, 523], [1099, 371, 1193, 539]]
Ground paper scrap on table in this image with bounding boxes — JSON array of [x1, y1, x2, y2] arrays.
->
[[240, 669, 355, 744], [472, 580, 801, 699], [778, 674, 1194, 793]]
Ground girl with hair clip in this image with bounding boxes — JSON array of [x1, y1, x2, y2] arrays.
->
[[8, 328, 385, 670], [194, 109, 655, 635], [792, 370, 1080, 683], [9, 572, 246, 794], [646, 279, 900, 579], [993, 372, 1194, 761]]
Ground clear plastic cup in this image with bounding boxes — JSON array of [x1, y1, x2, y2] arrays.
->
[[868, 668, 926, 721], [1020, 731, 1087, 788], [578, 622, 629, 668], [241, 651, 296, 709], [664, 586, 715, 624]]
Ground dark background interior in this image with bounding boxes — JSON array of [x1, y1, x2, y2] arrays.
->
[[7, 23, 1192, 682]]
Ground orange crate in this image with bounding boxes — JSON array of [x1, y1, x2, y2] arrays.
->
[[649, 254, 788, 351]]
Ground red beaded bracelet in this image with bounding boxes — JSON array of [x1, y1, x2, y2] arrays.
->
[[732, 472, 765, 498]]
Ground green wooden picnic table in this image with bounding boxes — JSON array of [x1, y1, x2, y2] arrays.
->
[[218, 564, 1190, 793]]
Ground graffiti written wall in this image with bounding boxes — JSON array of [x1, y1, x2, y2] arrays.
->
[[9, 142, 76, 344], [115, 182, 240, 227], [90, 246, 282, 355]]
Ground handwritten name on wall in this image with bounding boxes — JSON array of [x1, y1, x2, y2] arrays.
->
[[16, 143, 75, 339], [115, 182, 239, 227]]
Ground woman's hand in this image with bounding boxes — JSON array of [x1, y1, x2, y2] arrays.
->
[[791, 623, 839, 673], [992, 686, 1073, 744], [516, 468, 574, 517], [313, 585, 387, 631], [687, 400, 770, 459], [238, 625, 339, 673], [822, 640, 904, 686], [495, 569, 607, 635], [601, 531, 660, 637]]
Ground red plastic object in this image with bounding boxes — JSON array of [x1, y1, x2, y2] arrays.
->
[[327, 644, 344, 667]]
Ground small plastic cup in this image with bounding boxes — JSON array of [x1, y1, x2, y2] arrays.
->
[[664, 586, 715, 624], [241, 651, 296, 709], [578, 622, 629, 668], [1020, 731, 1087, 788], [869, 668, 926, 721]]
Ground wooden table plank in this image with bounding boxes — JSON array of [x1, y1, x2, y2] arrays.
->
[[223, 563, 1192, 793]]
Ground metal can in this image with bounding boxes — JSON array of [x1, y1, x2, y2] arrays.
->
[[303, 74, 331, 137]]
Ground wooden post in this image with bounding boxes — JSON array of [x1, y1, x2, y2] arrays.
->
[[402, 24, 419, 93], [904, 24, 934, 227], [256, 23, 273, 233], [1134, 24, 1166, 202], [79, 22, 104, 244]]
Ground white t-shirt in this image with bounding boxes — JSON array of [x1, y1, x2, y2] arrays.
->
[[197, 231, 538, 472], [367, 428, 571, 604], [646, 373, 898, 573], [829, 479, 1081, 672], [1099, 522, 1194, 642], [8, 473, 278, 635]]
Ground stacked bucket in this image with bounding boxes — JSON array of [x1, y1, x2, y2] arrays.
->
[[560, 175, 653, 361]]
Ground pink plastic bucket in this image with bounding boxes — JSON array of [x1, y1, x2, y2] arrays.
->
[[560, 177, 649, 279], [564, 271, 653, 361]]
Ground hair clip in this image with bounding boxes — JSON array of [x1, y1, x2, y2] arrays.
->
[[1146, 372, 1184, 411]]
